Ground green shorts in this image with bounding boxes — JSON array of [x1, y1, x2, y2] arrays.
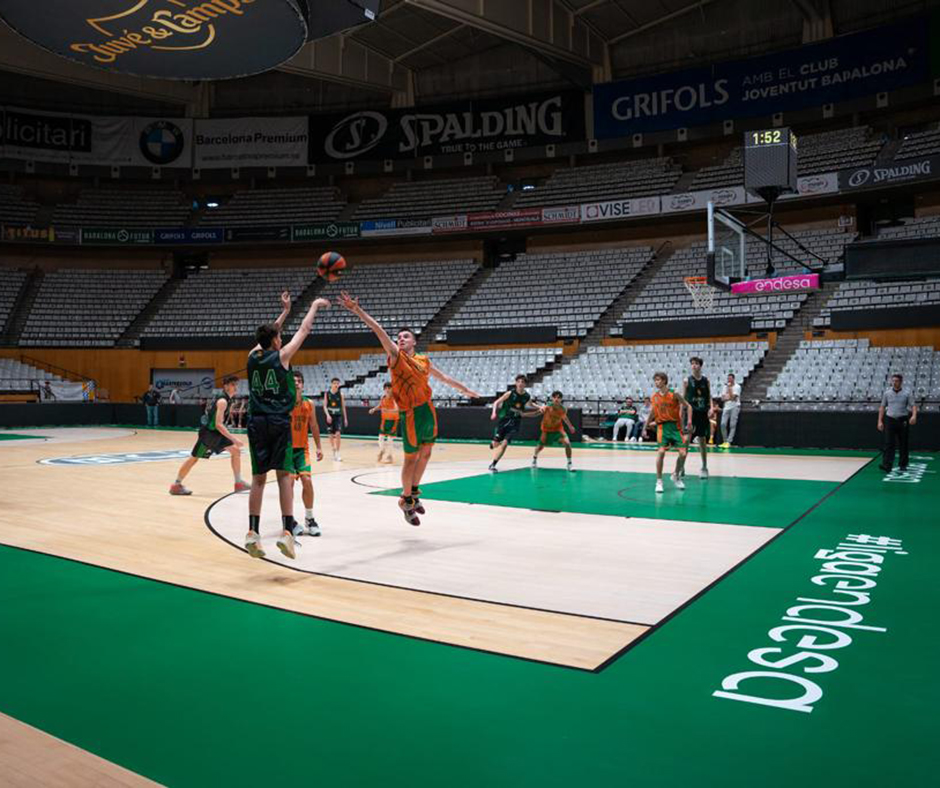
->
[[292, 446, 311, 476], [380, 418, 399, 437], [657, 421, 686, 449], [400, 402, 437, 454], [540, 429, 566, 446]]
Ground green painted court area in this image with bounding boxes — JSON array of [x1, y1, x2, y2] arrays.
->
[[377, 467, 836, 528], [0, 433, 44, 441], [1, 453, 938, 787]]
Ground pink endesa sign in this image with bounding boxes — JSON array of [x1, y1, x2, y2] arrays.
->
[[731, 273, 820, 295]]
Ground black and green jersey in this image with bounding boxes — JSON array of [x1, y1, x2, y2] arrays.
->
[[617, 404, 639, 419], [248, 349, 295, 417], [498, 390, 531, 419], [326, 390, 343, 415], [685, 375, 711, 412], [201, 392, 230, 431]]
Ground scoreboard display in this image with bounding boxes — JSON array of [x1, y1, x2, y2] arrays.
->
[[744, 128, 798, 201]]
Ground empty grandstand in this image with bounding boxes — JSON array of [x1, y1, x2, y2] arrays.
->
[[0, 268, 28, 335], [815, 277, 940, 328], [199, 186, 345, 227], [895, 124, 940, 160], [20, 268, 168, 347], [444, 246, 652, 340], [0, 184, 40, 226], [51, 188, 191, 228], [352, 176, 504, 220]]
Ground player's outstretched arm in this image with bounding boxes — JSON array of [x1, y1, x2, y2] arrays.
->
[[280, 298, 330, 367], [274, 290, 291, 330], [338, 292, 398, 358], [429, 366, 482, 399], [491, 390, 510, 419], [368, 403, 381, 414]]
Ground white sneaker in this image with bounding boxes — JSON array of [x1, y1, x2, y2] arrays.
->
[[655, 479, 664, 494], [700, 468, 709, 480], [276, 531, 296, 559], [531, 457, 537, 467], [674, 476, 686, 490], [335, 455, 342, 463], [567, 462, 573, 472], [245, 531, 265, 559], [303, 517, 321, 537]]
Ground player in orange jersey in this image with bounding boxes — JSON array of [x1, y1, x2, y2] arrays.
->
[[532, 390, 575, 471], [290, 370, 324, 536], [368, 381, 399, 464], [644, 371, 691, 494], [338, 291, 481, 526]]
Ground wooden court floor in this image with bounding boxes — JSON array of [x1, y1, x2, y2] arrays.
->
[[1, 426, 936, 787]]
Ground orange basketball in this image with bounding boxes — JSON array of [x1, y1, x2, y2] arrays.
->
[[317, 251, 346, 282]]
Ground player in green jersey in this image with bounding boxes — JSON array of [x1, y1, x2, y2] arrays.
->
[[244, 290, 330, 560], [489, 375, 541, 472]]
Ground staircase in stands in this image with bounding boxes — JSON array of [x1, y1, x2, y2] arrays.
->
[[415, 263, 497, 351], [742, 283, 832, 404], [526, 242, 678, 389], [1, 268, 44, 347], [116, 275, 184, 348]]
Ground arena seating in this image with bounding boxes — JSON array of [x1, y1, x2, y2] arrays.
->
[[0, 268, 28, 334], [444, 246, 651, 340], [895, 125, 940, 160], [343, 347, 563, 405], [51, 188, 191, 228], [20, 268, 168, 347], [0, 184, 40, 226], [870, 214, 940, 240], [199, 186, 345, 227], [615, 229, 856, 333], [512, 157, 681, 208], [352, 176, 504, 220], [765, 339, 940, 406], [532, 342, 768, 413], [815, 277, 940, 328], [290, 259, 478, 338], [691, 127, 883, 190], [293, 355, 386, 398], [144, 266, 315, 339], [0, 358, 64, 391]]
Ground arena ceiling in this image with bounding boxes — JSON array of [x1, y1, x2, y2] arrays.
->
[[0, 0, 935, 116]]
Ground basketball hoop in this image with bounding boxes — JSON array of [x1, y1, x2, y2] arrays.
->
[[684, 276, 717, 310]]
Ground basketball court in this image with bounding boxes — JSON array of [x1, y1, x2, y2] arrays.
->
[[1, 426, 936, 786]]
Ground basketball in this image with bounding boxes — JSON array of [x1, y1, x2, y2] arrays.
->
[[317, 251, 346, 282]]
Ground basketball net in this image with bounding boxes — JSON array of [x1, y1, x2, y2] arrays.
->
[[684, 276, 717, 310]]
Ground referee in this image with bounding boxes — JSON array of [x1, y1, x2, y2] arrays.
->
[[877, 373, 918, 473]]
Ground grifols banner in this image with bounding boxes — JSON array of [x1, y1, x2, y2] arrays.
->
[[0, 0, 308, 80], [309, 91, 585, 162]]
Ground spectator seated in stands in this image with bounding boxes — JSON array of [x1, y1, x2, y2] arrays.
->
[[611, 397, 640, 442]]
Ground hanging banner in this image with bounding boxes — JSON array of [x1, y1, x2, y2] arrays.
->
[[40, 381, 96, 402], [662, 187, 747, 214], [466, 209, 543, 231], [0, 106, 191, 167], [580, 197, 661, 223], [594, 17, 929, 137], [541, 205, 581, 224], [309, 91, 585, 162], [431, 215, 468, 234], [0, 0, 308, 81], [731, 273, 820, 296], [80, 227, 154, 245], [152, 368, 216, 401], [291, 222, 361, 242], [154, 228, 224, 244], [838, 155, 940, 191], [1, 225, 56, 243], [194, 117, 308, 168], [359, 218, 431, 238]]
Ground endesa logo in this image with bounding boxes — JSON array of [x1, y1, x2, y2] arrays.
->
[[732, 274, 820, 295]]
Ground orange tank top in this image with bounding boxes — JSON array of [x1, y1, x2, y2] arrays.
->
[[541, 403, 566, 432], [651, 390, 681, 424], [291, 398, 314, 448], [390, 352, 432, 411], [380, 393, 399, 421]]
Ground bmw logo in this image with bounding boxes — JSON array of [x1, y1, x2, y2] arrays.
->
[[140, 121, 186, 165]]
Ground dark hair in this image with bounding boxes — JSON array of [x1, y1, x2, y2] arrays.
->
[[728, 373, 736, 379], [222, 375, 239, 386], [892, 373, 903, 382], [690, 356, 703, 365], [292, 371, 304, 383], [255, 323, 280, 349], [551, 390, 563, 399], [397, 328, 416, 340], [383, 382, 392, 389], [515, 374, 526, 383], [654, 371, 668, 384], [331, 377, 340, 384]]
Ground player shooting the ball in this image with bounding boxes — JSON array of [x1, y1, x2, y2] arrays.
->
[[338, 291, 482, 526]]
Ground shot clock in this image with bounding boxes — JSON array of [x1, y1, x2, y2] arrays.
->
[[744, 127, 798, 202]]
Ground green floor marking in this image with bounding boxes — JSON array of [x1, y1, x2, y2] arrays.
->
[[0, 433, 45, 441], [376, 467, 836, 528], [1, 454, 937, 787]]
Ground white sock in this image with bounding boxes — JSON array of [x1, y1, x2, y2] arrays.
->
[[305, 508, 314, 520]]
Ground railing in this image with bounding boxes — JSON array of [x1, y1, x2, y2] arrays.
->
[[19, 354, 95, 386]]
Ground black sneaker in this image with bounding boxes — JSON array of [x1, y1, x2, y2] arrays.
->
[[398, 496, 420, 526], [488, 463, 498, 473], [303, 517, 321, 537]]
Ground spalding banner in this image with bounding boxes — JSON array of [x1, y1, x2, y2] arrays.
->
[[309, 91, 585, 162], [0, 0, 308, 80]]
